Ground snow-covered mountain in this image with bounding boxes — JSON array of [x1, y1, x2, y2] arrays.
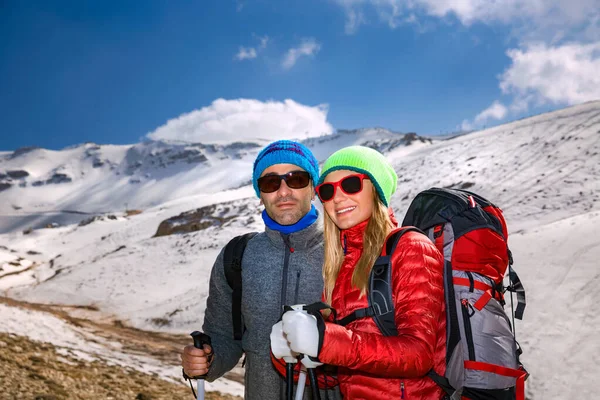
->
[[0, 128, 426, 233], [1, 101, 599, 399]]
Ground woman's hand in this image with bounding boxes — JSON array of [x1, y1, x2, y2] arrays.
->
[[281, 310, 320, 358]]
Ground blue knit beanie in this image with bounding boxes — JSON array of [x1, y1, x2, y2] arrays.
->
[[253, 140, 319, 197]]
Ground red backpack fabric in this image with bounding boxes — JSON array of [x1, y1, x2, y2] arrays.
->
[[403, 188, 528, 400]]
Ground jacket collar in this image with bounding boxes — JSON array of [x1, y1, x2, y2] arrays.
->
[[339, 208, 398, 255], [340, 218, 369, 255]]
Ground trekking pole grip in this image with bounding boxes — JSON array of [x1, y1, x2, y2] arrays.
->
[[190, 331, 212, 378]]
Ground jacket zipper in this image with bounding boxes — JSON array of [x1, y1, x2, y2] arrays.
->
[[280, 234, 293, 311], [461, 299, 476, 360], [401, 381, 406, 399], [294, 269, 301, 304]]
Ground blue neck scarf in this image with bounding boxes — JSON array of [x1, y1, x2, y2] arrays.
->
[[262, 204, 318, 234]]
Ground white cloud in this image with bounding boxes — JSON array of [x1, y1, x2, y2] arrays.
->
[[146, 99, 334, 144], [235, 35, 269, 61], [462, 41, 600, 130], [343, 6, 368, 34], [282, 38, 321, 70], [460, 120, 473, 132], [235, 46, 257, 60], [333, 0, 600, 40], [500, 42, 600, 107], [334, 1, 599, 130], [461, 101, 508, 130], [461, 100, 508, 131], [475, 101, 508, 122], [259, 35, 269, 49]]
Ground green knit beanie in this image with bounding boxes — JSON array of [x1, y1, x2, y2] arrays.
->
[[318, 146, 398, 206]]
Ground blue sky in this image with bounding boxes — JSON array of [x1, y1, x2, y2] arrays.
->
[[1, 0, 599, 150]]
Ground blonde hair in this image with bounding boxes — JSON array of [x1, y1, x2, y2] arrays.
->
[[323, 186, 394, 304]]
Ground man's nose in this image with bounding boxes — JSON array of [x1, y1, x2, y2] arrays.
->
[[276, 179, 292, 197]]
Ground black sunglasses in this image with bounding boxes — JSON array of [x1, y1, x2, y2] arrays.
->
[[316, 174, 368, 202], [257, 171, 311, 193]]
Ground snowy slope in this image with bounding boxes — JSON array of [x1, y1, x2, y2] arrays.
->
[[509, 210, 600, 399], [0, 130, 423, 234], [1, 101, 599, 398]]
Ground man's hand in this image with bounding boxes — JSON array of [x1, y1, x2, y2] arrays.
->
[[182, 343, 213, 377], [270, 321, 299, 363]]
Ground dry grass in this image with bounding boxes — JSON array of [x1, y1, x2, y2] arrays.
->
[[125, 209, 143, 217], [0, 332, 239, 400], [0, 297, 242, 400]]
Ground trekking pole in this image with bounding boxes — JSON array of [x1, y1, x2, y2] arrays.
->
[[282, 305, 303, 400], [284, 304, 323, 400], [190, 331, 212, 400], [307, 367, 321, 400], [286, 361, 294, 400], [295, 368, 307, 400]]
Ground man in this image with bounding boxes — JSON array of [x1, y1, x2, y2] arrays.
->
[[182, 140, 337, 399]]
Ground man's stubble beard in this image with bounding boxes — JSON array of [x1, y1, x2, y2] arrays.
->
[[266, 196, 311, 226]]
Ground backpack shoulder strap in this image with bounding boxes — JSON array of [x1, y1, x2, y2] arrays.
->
[[223, 231, 258, 340], [336, 227, 424, 336], [371, 226, 424, 336]]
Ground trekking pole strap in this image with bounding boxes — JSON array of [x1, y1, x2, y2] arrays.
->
[[336, 306, 375, 327]]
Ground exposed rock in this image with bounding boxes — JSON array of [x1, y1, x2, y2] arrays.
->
[[167, 148, 207, 163], [46, 173, 72, 184], [154, 198, 260, 237], [79, 216, 99, 226], [443, 181, 476, 190], [0, 183, 12, 192], [7, 169, 29, 179]]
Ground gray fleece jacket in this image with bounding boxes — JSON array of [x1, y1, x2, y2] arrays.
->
[[202, 217, 340, 399]]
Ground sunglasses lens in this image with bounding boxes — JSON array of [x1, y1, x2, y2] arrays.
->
[[317, 184, 335, 201], [341, 176, 362, 194], [257, 175, 281, 193], [285, 171, 310, 189]]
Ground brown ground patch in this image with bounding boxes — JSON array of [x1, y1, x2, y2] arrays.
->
[[0, 297, 243, 399]]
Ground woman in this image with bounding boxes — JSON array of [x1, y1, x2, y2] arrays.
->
[[276, 146, 447, 399]]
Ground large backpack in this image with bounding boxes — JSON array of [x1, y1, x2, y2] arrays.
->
[[338, 188, 528, 400]]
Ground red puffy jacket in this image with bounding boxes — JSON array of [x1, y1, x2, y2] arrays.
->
[[318, 219, 447, 399]]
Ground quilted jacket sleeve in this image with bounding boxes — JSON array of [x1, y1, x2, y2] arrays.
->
[[317, 232, 445, 378]]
